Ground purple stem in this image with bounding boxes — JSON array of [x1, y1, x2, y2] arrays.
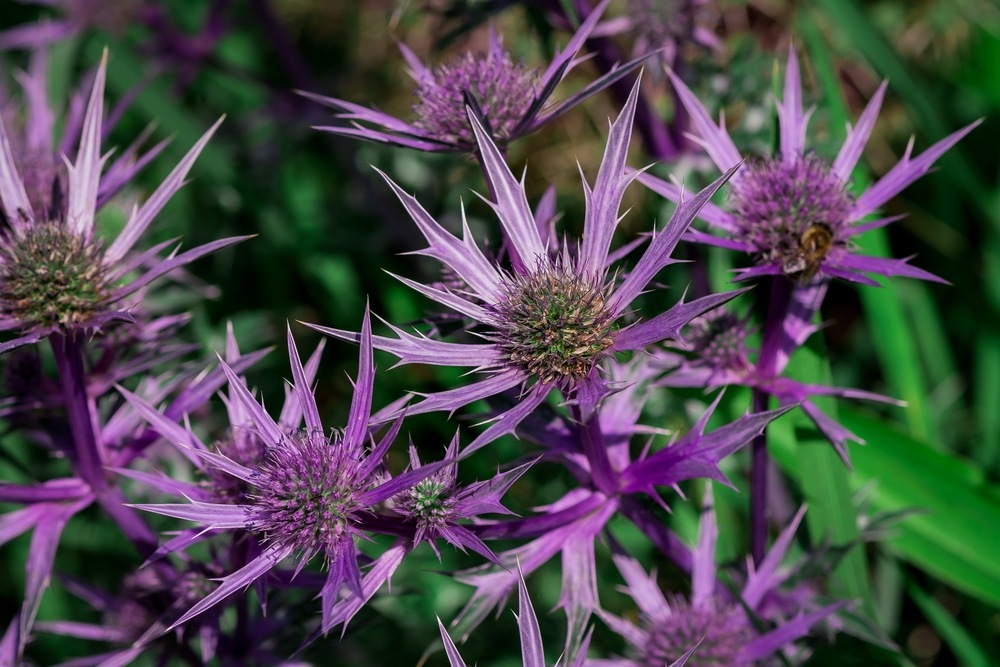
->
[[51, 333, 160, 558], [749, 277, 794, 564], [620, 497, 692, 573], [51, 333, 105, 491], [571, 404, 618, 495]]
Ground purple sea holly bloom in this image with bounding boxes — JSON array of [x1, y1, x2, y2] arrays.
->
[[638, 45, 980, 286], [308, 76, 741, 453], [656, 306, 902, 464], [296, 438, 532, 642], [390, 434, 532, 562], [131, 314, 448, 633], [302, 0, 645, 153], [0, 50, 248, 354], [591, 488, 845, 667]]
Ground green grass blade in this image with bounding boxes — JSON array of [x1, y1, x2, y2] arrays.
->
[[842, 408, 1000, 608], [785, 337, 876, 616], [907, 582, 992, 667]]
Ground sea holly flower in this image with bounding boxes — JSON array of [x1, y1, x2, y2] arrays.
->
[[593, 488, 845, 667], [308, 77, 741, 452], [131, 315, 447, 632], [0, 51, 247, 354], [303, 0, 645, 152], [638, 45, 980, 285], [656, 306, 902, 463], [391, 434, 532, 562], [298, 435, 532, 641]]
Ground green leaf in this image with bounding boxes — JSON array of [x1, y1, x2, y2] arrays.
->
[[842, 409, 1000, 609], [907, 582, 992, 667]]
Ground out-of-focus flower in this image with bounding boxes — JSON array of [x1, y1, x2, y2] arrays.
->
[[639, 46, 979, 285], [597, 0, 721, 81], [308, 77, 739, 453], [303, 0, 645, 152], [656, 306, 902, 463], [0, 51, 247, 354], [593, 488, 844, 667]]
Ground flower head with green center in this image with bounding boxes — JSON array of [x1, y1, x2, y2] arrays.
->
[[492, 258, 616, 385], [132, 314, 448, 633], [0, 51, 247, 354], [307, 76, 742, 455], [303, 0, 647, 153], [639, 45, 980, 285], [392, 434, 529, 562]]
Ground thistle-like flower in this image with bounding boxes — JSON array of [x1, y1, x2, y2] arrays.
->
[[392, 434, 530, 562], [308, 77, 740, 452], [597, 488, 844, 667], [639, 46, 980, 285], [0, 51, 247, 354], [303, 0, 644, 152], [132, 314, 446, 632]]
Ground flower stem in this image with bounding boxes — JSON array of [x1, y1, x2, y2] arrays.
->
[[750, 277, 794, 563], [51, 333, 106, 491], [571, 404, 617, 495], [51, 332, 159, 557]]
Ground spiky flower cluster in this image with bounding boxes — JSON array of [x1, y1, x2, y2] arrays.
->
[[730, 155, 854, 280], [686, 309, 751, 373], [397, 476, 455, 535], [247, 429, 365, 559], [493, 263, 615, 385], [207, 430, 266, 502], [0, 221, 112, 329], [413, 50, 538, 148], [633, 597, 752, 667]]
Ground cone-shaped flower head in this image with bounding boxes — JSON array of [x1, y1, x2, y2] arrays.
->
[[303, 0, 646, 152], [132, 314, 446, 631], [600, 488, 845, 666], [639, 45, 980, 285], [393, 434, 530, 562], [0, 50, 246, 354], [308, 76, 741, 453]]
